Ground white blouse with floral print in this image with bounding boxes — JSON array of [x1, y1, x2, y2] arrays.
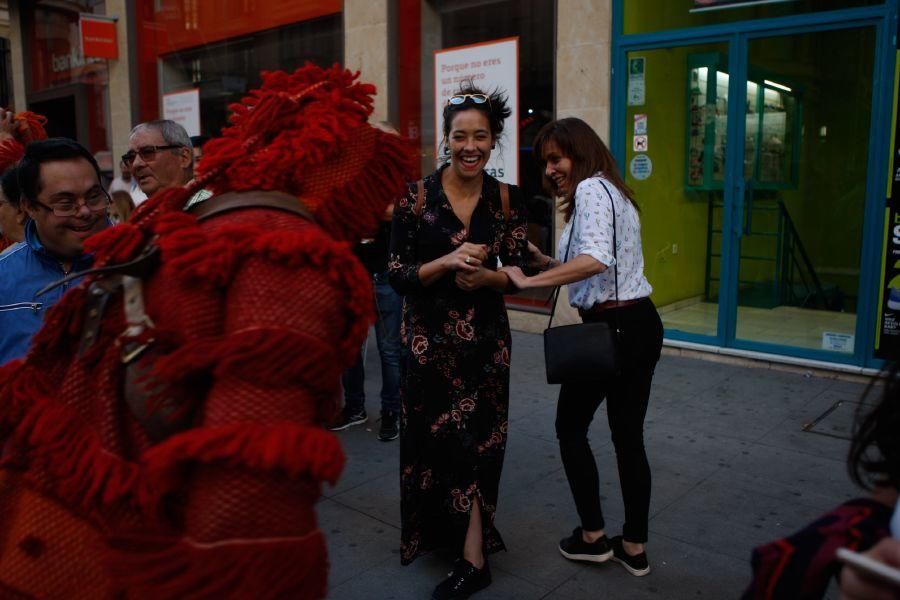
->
[[557, 174, 653, 309]]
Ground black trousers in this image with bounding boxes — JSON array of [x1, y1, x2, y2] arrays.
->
[[555, 297, 663, 543]]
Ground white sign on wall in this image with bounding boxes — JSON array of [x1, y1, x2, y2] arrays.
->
[[162, 89, 201, 137], [434, 37, 519, 185]]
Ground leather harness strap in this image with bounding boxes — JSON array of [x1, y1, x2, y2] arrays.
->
[[75, 190, 316, 442], [189, 190, 316, 223]]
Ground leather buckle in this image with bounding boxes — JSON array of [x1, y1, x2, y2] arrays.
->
[[116, 315, 156, 365], [120, 339, 155, 365]]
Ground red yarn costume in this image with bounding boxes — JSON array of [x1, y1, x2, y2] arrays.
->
[[0, 110, 47, 251], [0, 66, 410, 598]]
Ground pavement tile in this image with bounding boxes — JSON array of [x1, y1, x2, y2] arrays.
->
[[321, 498, 402, 589], [647, 477, 847, 562], [329, 551, 552, 600], [321, 330, 876, 598], [492, 484, 597, 590], [324, 427, 398, 497], [499, 432, 567, 491], [706, 443, 859, 513], [331, 468, 401, 528]]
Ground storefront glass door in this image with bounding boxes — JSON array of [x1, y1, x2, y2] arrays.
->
[[615, 0, 892, 365], [622, 42, 731, 341], [731, 26, 876, 357]]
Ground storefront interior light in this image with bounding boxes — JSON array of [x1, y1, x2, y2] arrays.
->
[[764, 79, 792, 93]]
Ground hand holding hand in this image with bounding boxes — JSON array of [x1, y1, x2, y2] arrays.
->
[[526, 241, 551, 270], [500, 266, 529, 290], [455, 267, 489, 291], [445, 242, 488, 273]]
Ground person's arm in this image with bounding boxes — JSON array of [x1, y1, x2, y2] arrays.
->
[[503, 254, 605, 289], [505, 178, 616, 291], [389, 184, 486, 292], [457, 185, 530, 294], [525, 241, 559, 271], [840, 538, 900, 600]]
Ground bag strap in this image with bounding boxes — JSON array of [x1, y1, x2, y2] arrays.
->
[[414, 180, 425, 216], [547, 179, 619, 329], [499, 182, 510, 221]]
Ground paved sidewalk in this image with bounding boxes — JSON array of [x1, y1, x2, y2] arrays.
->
[[322, 331, 870, 599]]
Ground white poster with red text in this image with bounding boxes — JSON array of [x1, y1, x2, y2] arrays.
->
[[162, 89, 201, 137], [434, 37, 519, 185]]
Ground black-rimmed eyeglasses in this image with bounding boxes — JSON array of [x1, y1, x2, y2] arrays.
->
[[121, 145, 184, 166], [33, 188, 111, 218]]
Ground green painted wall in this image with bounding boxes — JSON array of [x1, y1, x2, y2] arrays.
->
[[622, 0, 882, 35], [624, 43, 727, 308]]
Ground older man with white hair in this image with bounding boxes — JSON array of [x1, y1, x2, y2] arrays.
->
[[124, 119, 210, 206]]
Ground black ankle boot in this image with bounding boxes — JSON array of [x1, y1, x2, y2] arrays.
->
[[431, 557, 491, 599]]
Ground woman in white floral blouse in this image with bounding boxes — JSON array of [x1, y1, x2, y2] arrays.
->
[[504, 117, 663, 578]]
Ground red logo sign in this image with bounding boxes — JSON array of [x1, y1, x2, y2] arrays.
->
[[80, 15, 118, 60]]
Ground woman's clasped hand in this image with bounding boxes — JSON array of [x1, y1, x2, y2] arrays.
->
[[445, 242, 490, 291]]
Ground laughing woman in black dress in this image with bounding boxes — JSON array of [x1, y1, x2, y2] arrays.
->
[[389, 83, 527, 599]]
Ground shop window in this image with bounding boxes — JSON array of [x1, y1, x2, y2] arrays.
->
[[23, 0, 110, 154], [159, 15, 342, 138], [686, 53, 801, 191], [396, 0, 556, 312], [623, 0, 884, 36]]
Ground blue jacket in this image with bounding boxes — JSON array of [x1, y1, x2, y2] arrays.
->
[[0, 221, 93, 365]]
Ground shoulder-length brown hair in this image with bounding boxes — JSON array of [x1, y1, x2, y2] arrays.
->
[[533, 117, 636, 222]]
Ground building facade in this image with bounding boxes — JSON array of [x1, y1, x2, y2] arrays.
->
[[5, 0, 898, 372]]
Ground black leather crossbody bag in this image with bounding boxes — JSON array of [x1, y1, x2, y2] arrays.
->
[[543, 180, 621, 384]]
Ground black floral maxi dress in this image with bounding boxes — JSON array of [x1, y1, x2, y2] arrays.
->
[[388, 167, 528, 565]]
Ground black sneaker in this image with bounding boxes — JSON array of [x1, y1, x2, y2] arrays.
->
[[558, 527, 613, 563], [378, 410, 399, 441], [610, 535, 651, 576], [329, 408, 367, 431], [431, 558, 491, 600]]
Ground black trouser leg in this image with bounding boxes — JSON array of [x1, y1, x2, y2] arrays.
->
[[606, 362, 654, 543], [556, 380, 606, 532]]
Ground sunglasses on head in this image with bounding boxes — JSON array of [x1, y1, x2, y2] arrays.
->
[[448, 94, 491, 108]]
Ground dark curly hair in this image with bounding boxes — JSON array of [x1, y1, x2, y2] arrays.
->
[[848, 362, 900, 491], [441, 80, 511, 146]]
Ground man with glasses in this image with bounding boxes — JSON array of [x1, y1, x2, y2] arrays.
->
[[126, 119, 205, 201], [0, 138, 109, 365]]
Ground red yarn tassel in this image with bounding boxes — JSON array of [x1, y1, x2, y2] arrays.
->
[[142, 423, 346, 497]]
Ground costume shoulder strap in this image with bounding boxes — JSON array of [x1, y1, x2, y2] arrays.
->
[[190, 190, 315, 223]]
